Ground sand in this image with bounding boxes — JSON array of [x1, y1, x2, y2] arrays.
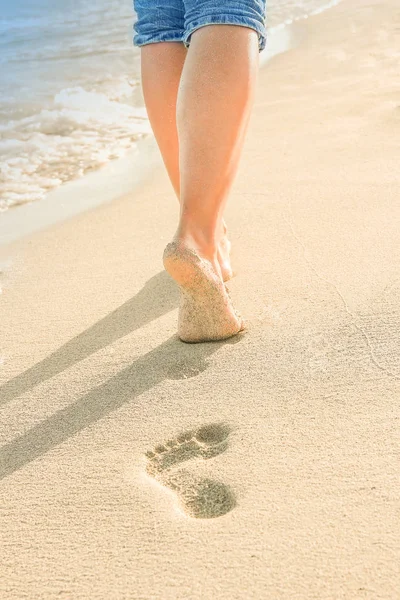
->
[[1, 0, 399, 597]]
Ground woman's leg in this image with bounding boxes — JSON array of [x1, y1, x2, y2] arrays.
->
[[139, 40, 236, 281], [139, 42, 184, 202], [163, 24, 259, 342], [174, 24, 259, 280]]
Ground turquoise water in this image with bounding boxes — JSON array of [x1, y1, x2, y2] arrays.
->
[[0, 0, 339, 211]]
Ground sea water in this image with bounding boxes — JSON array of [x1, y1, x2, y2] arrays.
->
[[0, 0, 340, 212]]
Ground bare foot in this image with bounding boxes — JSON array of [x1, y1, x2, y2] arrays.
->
[[163, 239, 245, 343], [218, 219, 233, 282], [218, 234, 233, 282]]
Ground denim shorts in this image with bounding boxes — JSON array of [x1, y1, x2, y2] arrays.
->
[[133, 0, 267, 53]]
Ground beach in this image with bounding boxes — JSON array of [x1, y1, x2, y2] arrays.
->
[[1, 0, 400, 597]]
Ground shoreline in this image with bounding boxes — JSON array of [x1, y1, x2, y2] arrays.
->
[[0, 15, 307, 248]]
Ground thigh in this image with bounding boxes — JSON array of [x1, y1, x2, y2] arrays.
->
[[133, 0, 186, 48], [182, 0, 267, 53]]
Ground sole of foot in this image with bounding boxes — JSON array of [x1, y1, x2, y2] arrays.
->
[[163, 239, 245, 343], [145, 423, 235, 519]]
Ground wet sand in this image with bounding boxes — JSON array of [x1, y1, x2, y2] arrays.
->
[[1, 0, 399, 597]]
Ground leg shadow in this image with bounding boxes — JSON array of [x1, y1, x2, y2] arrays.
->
[[0, 271, 179, 406], [0, 334, 242, 480]]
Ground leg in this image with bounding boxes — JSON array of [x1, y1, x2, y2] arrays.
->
[[139, 42, 185, 201], [139, 41, 233, 280], [163, 24, 259, 342], [174, 24, 260, 280]]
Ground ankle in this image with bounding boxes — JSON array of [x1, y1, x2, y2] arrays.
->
[[174, 228, 218, 260], [175, 217, 221, 255]]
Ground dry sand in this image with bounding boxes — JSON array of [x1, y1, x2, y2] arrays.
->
[[1, 0, 400, 597]]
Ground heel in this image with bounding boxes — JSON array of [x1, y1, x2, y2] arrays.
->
[[178, 289, 244, 343], [163, 240, 245, 343]]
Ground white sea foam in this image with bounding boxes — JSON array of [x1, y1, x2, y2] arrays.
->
[[0, 84, 152, 210]]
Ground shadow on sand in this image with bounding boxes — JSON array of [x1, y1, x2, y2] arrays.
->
[[0, 271, 243, 480], [0, 271, 179, 406]]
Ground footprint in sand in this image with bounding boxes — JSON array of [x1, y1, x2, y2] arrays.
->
[[145, 423, 235, 519]]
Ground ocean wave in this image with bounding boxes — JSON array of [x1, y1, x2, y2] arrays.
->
[[0, 84, 153, 211]]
